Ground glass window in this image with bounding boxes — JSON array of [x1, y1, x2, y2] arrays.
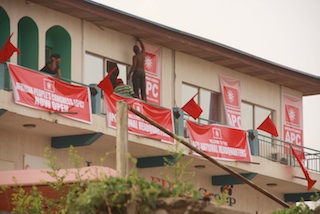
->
[[84, 53, 128, 85], [182, 83, 221, 124], [84, 53, 129, 114], [241, 102, 254, 131], [84, 53, 104, 85], [241, 101, 273, 133]]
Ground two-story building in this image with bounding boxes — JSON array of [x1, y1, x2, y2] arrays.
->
[[1, 0, 320, 213]]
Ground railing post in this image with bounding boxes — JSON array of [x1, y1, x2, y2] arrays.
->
[[173, 107, 184, 136], [89, 83, 101, 115], [0, 63, 5, 89], [248, 130, 259, 156]]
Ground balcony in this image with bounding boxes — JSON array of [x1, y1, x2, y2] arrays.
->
[[0, 64, 320, 173], [1, 63, 319, 179]]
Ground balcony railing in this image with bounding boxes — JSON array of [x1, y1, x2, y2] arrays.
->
[[254, 133, 320, 173], [175, 110, 320, 173], [2, 64, 320, 174]]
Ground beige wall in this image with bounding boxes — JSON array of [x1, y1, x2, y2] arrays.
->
[[0, 1, 311, 213]]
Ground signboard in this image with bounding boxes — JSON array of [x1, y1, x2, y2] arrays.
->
[[186, 120, 251, 162], [220, 76, 242, 128], [8, 63, 92, 123], [282, 93, 304, 158], [145, 43, 161, 105], [104, 92, 174, 143]]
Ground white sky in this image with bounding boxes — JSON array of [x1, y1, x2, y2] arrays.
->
[[93, 0, 320, 150]]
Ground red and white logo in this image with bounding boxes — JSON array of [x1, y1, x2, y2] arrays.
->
[[212, 128, 222, 140], [43, 78, 55, 93], [133, 102, 143, 114], [144, 52, 157, 74], [224, 86, 239, 107], [285, 105, 299, 126]]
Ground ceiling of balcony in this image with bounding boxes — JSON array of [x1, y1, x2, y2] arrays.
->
[[28, 0, 320, 96]]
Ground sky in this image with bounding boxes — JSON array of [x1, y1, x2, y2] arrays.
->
[[93, 0, 320, 150]]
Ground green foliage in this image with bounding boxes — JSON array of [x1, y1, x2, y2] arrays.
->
[[272, 203, 313, 214], [11, 185, 46, 214], [272, 191, 320, 214], [162, 141, 200, 200], [9, 144, 201, 213], [71, 170, 172, 213], [214, 189, 230, 206]]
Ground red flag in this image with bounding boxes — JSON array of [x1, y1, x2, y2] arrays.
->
[[97, 67, 117, 96], [291, 147, 317, 190], [257, 116, 279, 137], [0, 33, 21, 64], [181, 92, 203, 120]]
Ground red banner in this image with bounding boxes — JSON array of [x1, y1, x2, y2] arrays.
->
[[186, 120, 251, 162], [145, 74, 160, 106], [282, 94, 304, 157], [220, 76, 242, 128], [104, 92, 174, 143], [145, 43, 161, 105], [8, 63, 92, 124]]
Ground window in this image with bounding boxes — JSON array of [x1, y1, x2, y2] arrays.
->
[[182, 83, 221, 124], [84, 53, 128, 85], [84, 53, 129, 114], [241, 101, 273, 133]]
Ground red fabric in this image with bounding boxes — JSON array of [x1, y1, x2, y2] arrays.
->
[[97, 67, 117, 96], [8, 63, 92, 124], [257, 116, 279, 137], [291, 147, 317, 190], [104, 92, 174, 143], [181, 93, 203, 120], [0, 33, 21, 64], [186, 120, 252, 162]]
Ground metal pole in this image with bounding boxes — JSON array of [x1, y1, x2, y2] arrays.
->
[[128, 105, 290, 208]]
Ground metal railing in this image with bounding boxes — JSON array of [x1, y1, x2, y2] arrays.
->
[[255, 133, 320, 173], [2, 65, 320, 173], [180, 112, 320, 173]]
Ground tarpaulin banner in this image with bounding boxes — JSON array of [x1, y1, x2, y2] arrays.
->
[[282, 93, 304, 158], [8, 63, 92, 124], [219, 75, 242, 128], [186, 120, 251, 162], [145, 43, 161, 106], [104, 92, 174, 143]]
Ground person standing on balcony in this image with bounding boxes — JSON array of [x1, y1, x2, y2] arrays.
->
[[128, 38, 146, 101], [40, 53, 62, 79]]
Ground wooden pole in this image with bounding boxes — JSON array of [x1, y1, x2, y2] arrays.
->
[[116, 100, 129, 178], [128, 105, 290, 208]]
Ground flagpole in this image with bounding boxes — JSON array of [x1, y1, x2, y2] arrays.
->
[[128, 104, 290, 208], [192, 91, 199, 100]]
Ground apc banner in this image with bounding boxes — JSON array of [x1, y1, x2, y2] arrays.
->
[[145, 43, 161, 106], [282, 93, 304, 158], [220, 76, 242, 128], [104, 92, 174, 143], [8, 63, 92, 124], [186, 120, 251, 162]]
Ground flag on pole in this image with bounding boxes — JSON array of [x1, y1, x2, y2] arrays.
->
[[97, 67, 117, 96], [257, 115, 279, 137], [181, 92, 203, 120], [0, 33, 21, 64], [291, 146, 317, 191]]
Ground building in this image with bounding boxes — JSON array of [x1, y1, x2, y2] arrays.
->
[[1, 0, 320, 213]]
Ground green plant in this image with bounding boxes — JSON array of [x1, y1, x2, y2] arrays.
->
[[272, 191, 319, 214], [162, 141, 200, 200], [9, 144, 201, 213], [11, 185, 47, 214]]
